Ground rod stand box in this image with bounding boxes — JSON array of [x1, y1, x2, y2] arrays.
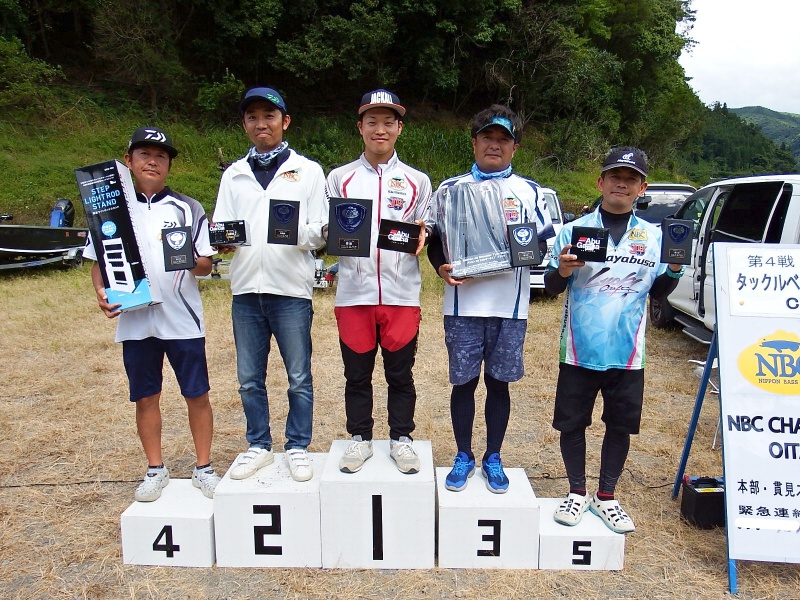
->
[[75, 160, 161, 311]]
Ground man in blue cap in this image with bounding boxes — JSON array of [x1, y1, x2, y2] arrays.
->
[[213, 87, 328, 482]]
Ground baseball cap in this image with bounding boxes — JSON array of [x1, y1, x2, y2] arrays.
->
[[240, 87, 287, 115], [127, 127, 178, 158], [601, 147, 648, 177], [474, 115, 518, 142], [358, 89, 406, 117]]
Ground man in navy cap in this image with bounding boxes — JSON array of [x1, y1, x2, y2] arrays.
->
[[86, 126, 221, 502], [544, 146, 684, 533], [326, 89, 433, 475], [212, 87, 328, 482]]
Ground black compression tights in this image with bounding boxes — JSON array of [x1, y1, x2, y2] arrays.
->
[[450, 374, 511, 461], [560, 428, 631, 495]]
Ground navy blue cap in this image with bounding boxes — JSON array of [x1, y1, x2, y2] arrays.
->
[[358, 89, 406, 117], [602, 147, 648, 177], [240, 87, 287, 115]]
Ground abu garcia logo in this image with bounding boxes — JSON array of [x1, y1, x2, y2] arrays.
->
[[738, 330, 800, 394]]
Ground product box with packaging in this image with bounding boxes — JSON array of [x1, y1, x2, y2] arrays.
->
[[75, 160, 162, 311], [209, 220, 250, 247]]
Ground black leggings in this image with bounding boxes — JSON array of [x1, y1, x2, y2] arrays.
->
[[450, 373, 511, 461], [559, 428, 630, 495]]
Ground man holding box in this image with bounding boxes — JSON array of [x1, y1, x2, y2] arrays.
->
[[544, 146, 684, 533], [326, 89, 433, 474], [428, 105, 554, 493], [86, 126, 220, 502], [212, 87, 328, 482]]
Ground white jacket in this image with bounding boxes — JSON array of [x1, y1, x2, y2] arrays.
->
[[212, 149, 328, 299], [326, 153, 433, 307]]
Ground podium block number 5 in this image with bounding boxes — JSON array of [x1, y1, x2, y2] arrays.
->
[[572, 540, 591, 565], [152, 525, 180, 558]]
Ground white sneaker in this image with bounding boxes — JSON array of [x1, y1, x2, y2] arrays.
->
[[553, 492, 590, 526], [192, 465, 221, 498], [389, 436, 420, 474], [230, 447, 274, 480], [589, 494, 636, 533], [339, 436, 373, 473], [135, 467, 169, 502], [286, 448, 313, 482]]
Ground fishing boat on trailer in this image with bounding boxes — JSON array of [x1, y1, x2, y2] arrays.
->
[[0, 199, 88, 270]]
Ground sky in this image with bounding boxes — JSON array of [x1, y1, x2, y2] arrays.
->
[[679, 0, 800, 115]]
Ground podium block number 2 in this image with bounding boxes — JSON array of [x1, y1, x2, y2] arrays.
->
[[152, 525, 180, 558]]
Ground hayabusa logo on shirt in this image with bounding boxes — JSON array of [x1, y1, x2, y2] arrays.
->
[[513, 226, 534, 246], [166, 230, 187, 250], [335, 203, 367, 233], [273, 202, 295, 224]]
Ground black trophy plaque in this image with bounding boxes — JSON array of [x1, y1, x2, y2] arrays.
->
[[327, 197, 372, 257], [507, 222, 541, 267], [209, 221, 249, 246], [570, 226, 609, 262], [162, 226, 196, 271], [268, 199, 300, 245], [661, 218, 693, 265], [376, 219, 420, 254]]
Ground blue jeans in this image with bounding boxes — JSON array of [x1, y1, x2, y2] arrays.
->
[[232, 293, 314, 451]]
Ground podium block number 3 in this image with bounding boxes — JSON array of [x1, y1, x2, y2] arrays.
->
[[152, 525, 180, 558]]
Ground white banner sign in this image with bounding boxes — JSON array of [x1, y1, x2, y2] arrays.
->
[[715, 243, 800, 563]]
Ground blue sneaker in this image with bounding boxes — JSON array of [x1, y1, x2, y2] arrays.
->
[[481, 453, 509, 494], [445, 452, 475, 491]]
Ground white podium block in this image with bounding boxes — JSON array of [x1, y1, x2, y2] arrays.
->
[[120, 479, 215, 567], [320, 440, 435, 569], [213, 453, 326, 567], [537, 498, 625, 570], [436, 466, 540, 568]]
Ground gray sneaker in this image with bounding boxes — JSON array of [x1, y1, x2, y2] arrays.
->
[[339, 436, 373, 473], [135, 467, 169, 502], [390, 436, 420, 474], [192, 465, 221, 499]]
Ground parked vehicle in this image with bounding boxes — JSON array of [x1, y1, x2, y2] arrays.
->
[[530, 187, 575, 294], [649, 174, 800, 343], [634, 182, 696, 225]]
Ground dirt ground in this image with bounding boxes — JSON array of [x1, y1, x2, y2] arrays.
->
[[1, 263, 798, 599]]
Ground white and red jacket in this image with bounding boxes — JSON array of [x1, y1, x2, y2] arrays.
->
[[326, 153, 433, 307]]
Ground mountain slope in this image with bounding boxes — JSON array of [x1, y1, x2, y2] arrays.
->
[[731, 106, 800, 164]]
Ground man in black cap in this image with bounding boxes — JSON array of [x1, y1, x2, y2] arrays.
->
[[544, 146, 684, 533], [212, 86, 328, 482], [85, 126, 221, 502], [326, 89, 433, 475]]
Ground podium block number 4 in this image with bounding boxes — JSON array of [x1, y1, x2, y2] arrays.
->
[[152, 525, 180, 557]]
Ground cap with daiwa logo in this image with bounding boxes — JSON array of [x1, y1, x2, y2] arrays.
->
[[127, 127, 178, 158], [240, 86, 287, 115], [601, 147, 648, 177]]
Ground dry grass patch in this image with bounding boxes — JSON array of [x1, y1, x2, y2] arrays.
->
[[1, 263, 799, 598]]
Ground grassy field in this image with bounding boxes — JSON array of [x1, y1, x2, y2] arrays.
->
[[0, 107, 696, 226], [1, 259, 799, 599]]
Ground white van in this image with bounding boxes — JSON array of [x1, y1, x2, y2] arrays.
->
[[530, 187, 574, 294], [650, 174, 800, 342]]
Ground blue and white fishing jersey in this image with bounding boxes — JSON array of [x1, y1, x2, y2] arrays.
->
[[546, 209, 668, 370], [434, 172, 555, 319]]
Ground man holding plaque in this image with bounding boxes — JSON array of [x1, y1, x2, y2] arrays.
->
[[212, 87, 328, 483], [544, 147, 684, 533], [428, 105, 554, 493], [326, 89, 433, 474], [85, 127, 221, 502]]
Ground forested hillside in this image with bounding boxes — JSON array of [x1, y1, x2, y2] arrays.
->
[[731, 106, 800, 167], [0, 0, 795, 198]]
